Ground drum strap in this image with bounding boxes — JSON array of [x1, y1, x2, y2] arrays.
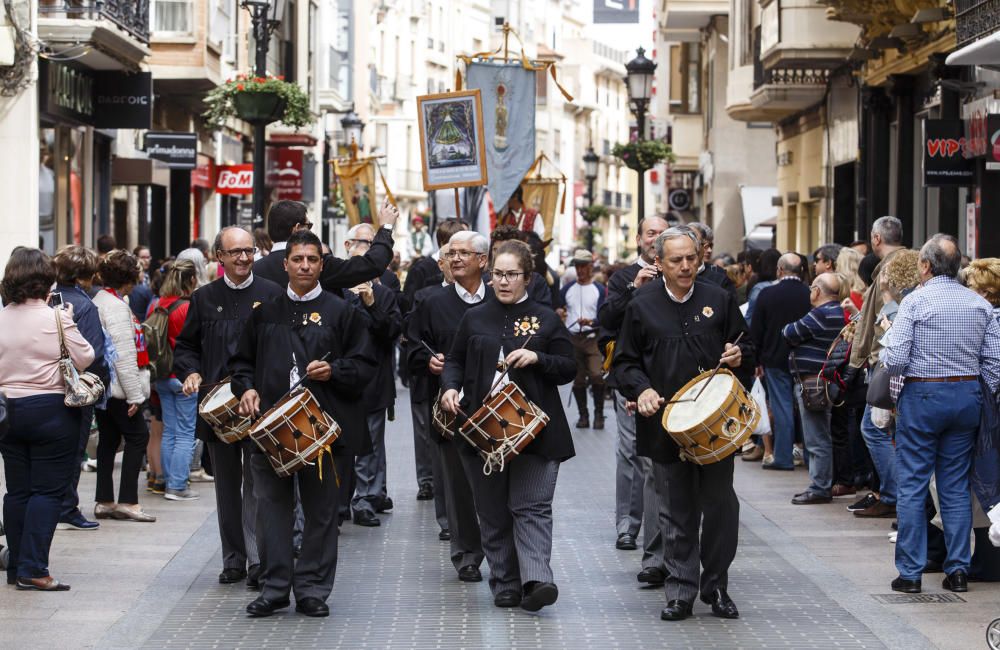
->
[[316, 445, 339, 486]]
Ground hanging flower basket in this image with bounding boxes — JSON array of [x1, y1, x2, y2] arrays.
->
[[582, 203, 609, 225], [203, 74, 315, 130], [612, 140, 675, 172]]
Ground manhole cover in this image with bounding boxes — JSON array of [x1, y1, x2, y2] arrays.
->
[[871, 593, 967, 604]]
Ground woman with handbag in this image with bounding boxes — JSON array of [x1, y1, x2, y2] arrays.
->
[[0, 248, 95, 590], [92, 250, 155, 522]]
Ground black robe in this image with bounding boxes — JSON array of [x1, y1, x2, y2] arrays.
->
[[401, 255, 443, 314], [229, 290, 377, 456], [612, 281, 754, 464], [403, 283, 447, 404], [173, 275, 285, 442], [442, 297, 577, 462], [351, 282, 402, 413], [699, 263, 736, 297], [254, 226, 394, 290], [407, 283, 494, 443]]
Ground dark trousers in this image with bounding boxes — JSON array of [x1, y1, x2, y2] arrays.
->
[[60, 405, 94, 520], [252, 452, 348, 602], [207, 439, 259, 570], [0, 394, 80, 580], [653, 455, 739, 603], [95, 398, 149, 504], [435, 439, 484, 573]]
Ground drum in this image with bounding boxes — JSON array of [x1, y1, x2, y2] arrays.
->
[[459, 383, 549, 474], [248, 389, 341, 478], [431, 389, 457, 441], [199, 380, 253, 444], [661, 369, 759, 465]]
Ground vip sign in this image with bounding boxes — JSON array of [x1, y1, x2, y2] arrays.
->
[[216, 164, 254, 195]]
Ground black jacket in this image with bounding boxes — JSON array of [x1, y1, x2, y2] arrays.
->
[[401, 255, 443, 314], [749, 278, 811, 369], [254, 226, 394, 290], [698, 263, 735, 297], [352, 282, 402, 413]]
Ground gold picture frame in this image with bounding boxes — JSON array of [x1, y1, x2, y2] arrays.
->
[[416, 89, 489, 191]]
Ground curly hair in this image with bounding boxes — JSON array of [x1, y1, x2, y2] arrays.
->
[[2, 247, 56, 304], [52, 245, 99, 286], [99, 249, 140, 289], [881, 249, 920, 299], [492, 240, 534, 276], [963, 258, 1000, 307]]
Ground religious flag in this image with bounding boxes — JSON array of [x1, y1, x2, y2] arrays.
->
[[521, 178, 561, 240], [334, 158, 376, 227]]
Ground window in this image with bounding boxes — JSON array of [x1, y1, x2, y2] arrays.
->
[[208, 0, 232, 52], [328, 0, 351, 99], [152, 0, 193, 35], [668, 42, 701, 114]]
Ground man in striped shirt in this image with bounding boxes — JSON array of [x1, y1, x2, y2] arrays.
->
[[783, 273, 845, 505]]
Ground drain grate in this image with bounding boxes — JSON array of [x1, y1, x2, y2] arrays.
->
[[871, 593, 967, 604]]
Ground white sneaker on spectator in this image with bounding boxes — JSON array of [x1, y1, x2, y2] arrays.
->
[[888, 531, 897, 543], [188, 469, 214, 482], [165, 488, 201, 501], [83, 459, 97, 472], [792, 446, 804, 466]]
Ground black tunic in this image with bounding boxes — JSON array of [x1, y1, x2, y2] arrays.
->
[[353, 282, 402, 413], [401, 255, 443, 314], [229, 291, 377, 456], [442, 297, 577, 462], [407, 283, 494, 442], [403, 283, 447, 403], [173, 275, 285, 442], [254, 226, 394, 290], [612, 281, 755, 464]]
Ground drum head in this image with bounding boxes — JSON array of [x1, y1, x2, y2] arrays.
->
[[257, 391, 308, 429], [666, 372, 735, 432], [201, 383, 235, 411]]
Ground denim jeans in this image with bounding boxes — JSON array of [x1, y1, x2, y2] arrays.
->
[[894, 381, 981, 580], [157, 378, 198, 492], [860, 404, 897, 505], [795, 384, 832, 497], [764, 367, 795, 468]]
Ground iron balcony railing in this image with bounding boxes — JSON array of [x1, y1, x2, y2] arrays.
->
[[954, 0, 1000, 49], [39, 0, 150, 44]]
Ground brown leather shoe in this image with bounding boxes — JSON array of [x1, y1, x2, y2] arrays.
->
[[854, 501, 896, 518], [741, 445, 764, 462], [832, 484, 856, 497], [15, 576, 71, 591]]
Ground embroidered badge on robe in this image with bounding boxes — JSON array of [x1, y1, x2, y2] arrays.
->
[[702, 306, 714, 318], [309, 312, 322, 326], [513, 315, 540, 336]]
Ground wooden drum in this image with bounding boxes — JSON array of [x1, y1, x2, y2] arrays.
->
[[431, 389, 457, 441], [199, 380, 254, 444], [248, 389, 341, 477], [459, 383, 549, 474]]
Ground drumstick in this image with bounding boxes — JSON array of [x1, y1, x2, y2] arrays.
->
[[282, 351, 332, 401], [691, 331, 745, 402], [484, 333, 534, 400], [419, 339, 442, 359]]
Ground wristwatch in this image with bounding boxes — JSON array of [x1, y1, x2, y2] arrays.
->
[[625, 281, 636, 293], [382, 223, 393, 231]]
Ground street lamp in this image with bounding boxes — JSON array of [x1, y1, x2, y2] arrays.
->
[[341, 108, 364, 161], [620, 220, 631, 258], [624, 46, 656, 221], [582, 145, 599, 252], [242, 0, 286, 227]]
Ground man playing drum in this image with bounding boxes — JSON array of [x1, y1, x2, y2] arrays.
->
[[173, 226, 283, 589], [230, 230, 377, 618], [612, 227, 754, 622]]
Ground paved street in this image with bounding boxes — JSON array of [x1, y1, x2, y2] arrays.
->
[[1, 385, 997, 649]]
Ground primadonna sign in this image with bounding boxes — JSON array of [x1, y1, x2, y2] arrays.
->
[[216, 164, 254, 195]]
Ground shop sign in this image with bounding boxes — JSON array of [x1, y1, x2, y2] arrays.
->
[[38, 59, 151, 128], [191, 155, 215, 189], [923, 120, 975, 186], [988, 115, 1000, 171], [216, 164, 254, 195], [144, 132, 197, 169], [271, 149, 303, 200]]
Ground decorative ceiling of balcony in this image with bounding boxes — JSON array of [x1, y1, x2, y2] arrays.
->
[[817, 0, 944, 41]]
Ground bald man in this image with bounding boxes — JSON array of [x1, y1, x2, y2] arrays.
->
[[782, 272, 846, 504]]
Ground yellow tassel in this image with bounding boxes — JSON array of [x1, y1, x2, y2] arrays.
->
[[559, 182, 566, 213], [550, 64, 574, 102], [455, 68, 462, 91]]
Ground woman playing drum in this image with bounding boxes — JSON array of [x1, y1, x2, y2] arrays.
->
[[441, 240, 575, 612]]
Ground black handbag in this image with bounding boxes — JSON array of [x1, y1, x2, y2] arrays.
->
[[866, 361, 895, 409], [790, 352, 838, 412]]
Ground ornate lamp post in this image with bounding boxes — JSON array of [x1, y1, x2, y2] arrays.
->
[[242, 0, 286, 227], [620, 220, 631, 258], [624, 47, 656, 221], [341, 108, 364, 161], [582, 145, 599, 251]]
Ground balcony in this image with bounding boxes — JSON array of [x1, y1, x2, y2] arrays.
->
[[601, 189, 634, 214], [659, 0, 728, 41], [758, 0, 858, 70], [818, 0, 942, 42], [749, 67, 833, 119], [39, 0, 151, 70]]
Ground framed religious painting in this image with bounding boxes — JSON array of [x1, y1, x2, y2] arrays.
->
[[416, 89, 489, 191]]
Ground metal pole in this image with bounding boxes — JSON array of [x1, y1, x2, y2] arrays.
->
[[586, 178, 595, 252], [252, 6, 269, 228], [636, 101, 646, 222]]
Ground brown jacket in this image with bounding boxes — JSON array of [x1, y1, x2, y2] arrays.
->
[[849, 247, 903, 368]]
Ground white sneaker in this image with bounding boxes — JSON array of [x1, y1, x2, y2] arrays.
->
[[188, 469, 214, 483], [792, 446, 805, 466], [165, 488, 201, 501], [888, 531, 897, 543], [83, 459, 98, 473]]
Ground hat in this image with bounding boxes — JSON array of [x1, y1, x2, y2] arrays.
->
[[571, 249, 593, 265], [412, 216, 424, 225]]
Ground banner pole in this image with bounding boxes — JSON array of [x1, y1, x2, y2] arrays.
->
[[454, 188, 461, 221]]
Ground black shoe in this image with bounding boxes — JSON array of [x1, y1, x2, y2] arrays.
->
[[701, 588, 739, 619], [458, 564, 483, 582], [438, 528, 451, 541], [637, 567, 667, 586], [352, 511, 381, 527], [520, 581, 558, 612], [891, 576, 921, 594], [847, 492, 878, 512], [246, 596, 290, 617], [494, 590, 521, 608], [246, 564, 262, 590], [616, 533, 637, 550], [575, 415, 590, 428], [376, 497, 394, 513], [593, 413, 605, 430], [791, 491, 832, 505], [660, 599, 693, 621], [942, 570, 968, 593], [219, 567, 247, 584], [416, 483, 434, 500], [295, 596, 330, 617]]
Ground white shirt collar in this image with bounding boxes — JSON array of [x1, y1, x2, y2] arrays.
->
[[441, 280, 451, 287], [637, 257, 652, 269], [515, 292, 529, 304], [697, 263, 706, 275], [287, 283, 322, 302], [778, 275, 800, 282], [271, 241, 287, 252], [455, 280, 486, 304], [663, 278, 695, 303], [224, 272, 254, 290]]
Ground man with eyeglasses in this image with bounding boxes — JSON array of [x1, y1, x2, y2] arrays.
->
[[173, 226, 284, 590], [254, 199, 398, 291], [407, 230, 491, 584]]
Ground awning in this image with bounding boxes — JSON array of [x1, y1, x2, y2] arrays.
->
[[946, 32, 1000, 66], [112, 157, 170, 187], [739, 185, 778, 234]]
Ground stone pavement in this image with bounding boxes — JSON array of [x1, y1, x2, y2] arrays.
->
[[1, 385, 997, 649]]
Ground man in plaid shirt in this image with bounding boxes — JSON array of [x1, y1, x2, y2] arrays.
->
[[883, 233, 1000, 595]]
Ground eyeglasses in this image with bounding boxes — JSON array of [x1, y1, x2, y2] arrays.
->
[[219, 247, 258, 258], [296, 221, 314, 230], [347, 238, 373, 247], [444, 250, 479, 260], [491, 270, 524, 282]]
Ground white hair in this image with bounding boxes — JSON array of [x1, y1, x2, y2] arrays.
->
[[346, 223, 375, 240], [449, 230, 488, 254]]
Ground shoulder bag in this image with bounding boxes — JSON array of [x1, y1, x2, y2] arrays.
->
[[55, 309, 105, 408], [790, 351, 838, 412]]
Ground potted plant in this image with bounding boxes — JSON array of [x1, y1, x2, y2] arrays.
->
[[581, 203, 609, 225], [611, 139, 675, 172], [203, 74, 315, 129]]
